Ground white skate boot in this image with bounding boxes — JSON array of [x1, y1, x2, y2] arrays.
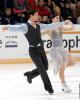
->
[[62, 82, 72, 93]]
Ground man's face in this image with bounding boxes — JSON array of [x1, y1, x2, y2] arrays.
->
[[31, 12, 39, 22]]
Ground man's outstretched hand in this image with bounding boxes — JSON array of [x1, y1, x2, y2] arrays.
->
[[2, 26, 8, 32]]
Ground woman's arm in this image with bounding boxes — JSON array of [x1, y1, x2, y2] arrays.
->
[[41, 29, 54, 37]]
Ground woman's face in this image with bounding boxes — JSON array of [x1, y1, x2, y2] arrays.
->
[[52, 15, 60, 23]]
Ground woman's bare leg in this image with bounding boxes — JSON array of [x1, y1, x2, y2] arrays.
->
[[59, 63, 72, 93], [66, 54, 75, 67], [59, 64, 65, 83]]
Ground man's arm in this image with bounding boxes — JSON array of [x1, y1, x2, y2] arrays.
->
[[2, 24, 28, 34], [40, 20, 73, 31], [40, 22, 64, 30]]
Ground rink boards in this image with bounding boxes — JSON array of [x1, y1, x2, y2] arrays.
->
[[0, 25, 80, 64]]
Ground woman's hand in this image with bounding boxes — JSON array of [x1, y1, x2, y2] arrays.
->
[[64, 20, 73, 25], [63, 20, 74, 31]]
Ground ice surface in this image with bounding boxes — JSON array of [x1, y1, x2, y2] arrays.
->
[[0, 62, 80, 100]]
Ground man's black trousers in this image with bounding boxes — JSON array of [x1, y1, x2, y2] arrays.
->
[[29, 46, 52, 89]]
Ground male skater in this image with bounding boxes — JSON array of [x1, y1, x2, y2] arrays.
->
[[3, 9, 53, 94], [24, 9, 53, 94]]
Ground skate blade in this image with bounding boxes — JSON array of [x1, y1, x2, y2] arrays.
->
[[62, 89, 72, 93]]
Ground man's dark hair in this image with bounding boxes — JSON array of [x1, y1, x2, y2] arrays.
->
[[27, 9, 38, 19], [27, 9, 38, 16]]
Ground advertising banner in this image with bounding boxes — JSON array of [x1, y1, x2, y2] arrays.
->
[[0, 25, 80, 63]]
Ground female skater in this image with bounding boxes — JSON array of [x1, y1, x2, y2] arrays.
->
[[42, 14, 75, 93]]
